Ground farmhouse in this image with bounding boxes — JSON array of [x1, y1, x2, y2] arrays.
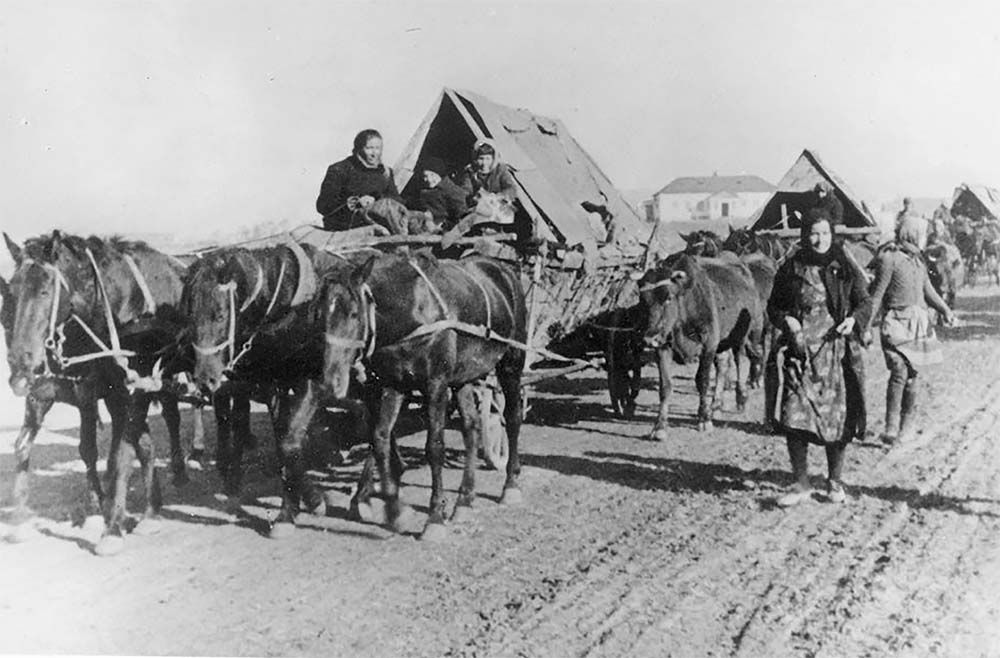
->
[[650, 174, 775, 222]]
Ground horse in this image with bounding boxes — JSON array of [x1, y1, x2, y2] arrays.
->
[[638, 253, 763, 439], [288, 250, 527, 541], [181, 239, 347, 522], [722, 225, 789, 261], [679, 230, 724, 257], [2, 231, 188, 555]]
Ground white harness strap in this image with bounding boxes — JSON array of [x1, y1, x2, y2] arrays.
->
[[408, 259, 452, 319], [122, 254, 157, 315], [283, 237, 316, 307], [239, 261, 265, 313]]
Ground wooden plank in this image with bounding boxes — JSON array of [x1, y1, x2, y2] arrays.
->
[[758, 226, 882, 238]]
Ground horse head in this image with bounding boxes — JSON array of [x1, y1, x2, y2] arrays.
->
[[316, 256, 377, 400], [638, 253, 695, 349], [183, 249, 261, 393], [3, 231, 79, 396]]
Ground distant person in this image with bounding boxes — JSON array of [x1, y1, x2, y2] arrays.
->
[[812, 182, 844, 225], [767, 208, 872, 507], [894, 197, 928, 249], [412, 157, 469, 232], [869, 214, 955, 445], [316, 129, 401, 231], [453, 139, 518, 204]]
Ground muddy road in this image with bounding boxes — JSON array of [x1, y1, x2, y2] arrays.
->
[[1, 286, 998, 657]]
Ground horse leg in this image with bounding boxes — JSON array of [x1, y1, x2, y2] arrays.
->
[[650, 347, 673, 441], [288, 380, 325, 515], [189, 401, 206, 463], [129, 394, 164, 533], [451, 383, 480, 523], [712, 353, 727, 413], [696, 347, 717, 432], [96, 388, 138, 556], [420, 381, 451, 540], [213, 390, 235, 495], [372, 388, 406, 532], [497, 350, 525, 504], [76, 393, 104, 521], [160, 393, 188, 486], [7, 393, 52, 539], [733, 342, 748, 413]]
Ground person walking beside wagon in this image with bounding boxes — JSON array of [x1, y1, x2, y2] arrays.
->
[[767, 208, 873, 507], [316, 129, 401, 231], [869, 215, 956, 446]]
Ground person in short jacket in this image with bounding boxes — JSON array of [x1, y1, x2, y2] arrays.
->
[[412, 156, 469, 232], [869, 214, 955, 445], [767, 208, 873, 507], [316, 129, 401, 231], [453, 139, 518, 205]]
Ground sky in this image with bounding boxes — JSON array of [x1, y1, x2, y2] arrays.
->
[[2, 0, 1000, 243]]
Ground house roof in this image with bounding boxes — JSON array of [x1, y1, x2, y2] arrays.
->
[[656, 175, 775, 196], [393, 87, 648, 248], [749, 148, 877, 230]]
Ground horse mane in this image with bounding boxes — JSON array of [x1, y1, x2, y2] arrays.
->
[[22, 231, 152, 264]]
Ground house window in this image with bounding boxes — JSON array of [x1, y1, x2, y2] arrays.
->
[[721, 202, 730, 217]]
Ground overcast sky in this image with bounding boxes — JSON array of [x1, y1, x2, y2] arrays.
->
[[2, 0, 999, 241]]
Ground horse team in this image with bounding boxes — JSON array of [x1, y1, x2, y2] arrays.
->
[[0, 217, 985, 555]]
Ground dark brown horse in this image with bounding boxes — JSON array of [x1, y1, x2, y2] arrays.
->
[[679, 230, 724, 257], [722, 226, 789, 261], [639, 253, 763, 439], [289, 250, 527, 540], [3, 231, 187, 555], [181, 241, 343, 519]]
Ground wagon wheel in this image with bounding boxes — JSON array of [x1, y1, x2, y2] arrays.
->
[[478, 384, 508, 471]]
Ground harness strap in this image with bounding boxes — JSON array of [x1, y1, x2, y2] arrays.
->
[[85, 248, 130, 371], [239, 261, 265, 313], [122, 254, 157, 315], [408, 259, 452, 318]]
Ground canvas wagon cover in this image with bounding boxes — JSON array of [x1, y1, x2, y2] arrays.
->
[[394, 88, 648, 251], [749, 149, 877, 231]]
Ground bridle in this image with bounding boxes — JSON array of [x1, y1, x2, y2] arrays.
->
[[19, 253, 138, 377], [192, 259, 287, 372], [324, 282, 377, 376]]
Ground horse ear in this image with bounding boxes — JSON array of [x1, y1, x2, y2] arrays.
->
[[351, 256, 377, 288], [3, 232, 21, 263], [679, 232, 690, 242]]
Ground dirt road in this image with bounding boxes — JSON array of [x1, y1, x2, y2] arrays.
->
[[1, 287, 998, 657]]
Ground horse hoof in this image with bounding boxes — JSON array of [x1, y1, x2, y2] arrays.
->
[[451, 504, 474, 523], [500, 487, 524, 506], [185, 459, 204, 472], [351, 499, 387, 525], [94, 535, 126, 557], [390, 505, 416, 534], [133, 518, 163, 537], [698, 420, 714, 432], [649, 427, 669, 442], [305, 498, 327, 518], [6, 522, 41, 544], [420, 522, 449, 542], [82, 515, 106, 536], [268, 522, 296, 540]]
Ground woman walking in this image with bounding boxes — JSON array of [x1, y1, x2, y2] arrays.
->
[[869, 215, 956, 445], [767, 209, 873, 506]]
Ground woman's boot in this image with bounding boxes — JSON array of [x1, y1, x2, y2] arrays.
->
[[777, 437, 811, 507], [881, 377, 904, 445], [898, 378, 919, 442]]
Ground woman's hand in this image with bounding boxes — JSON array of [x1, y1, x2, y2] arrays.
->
[[835, 316, 856, 336], [358, 195, 376, 209]]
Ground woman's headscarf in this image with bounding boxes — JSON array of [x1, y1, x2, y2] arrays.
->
[[471, 139, 502, 171], [896, 215, 925, 256], [798, 207, 841, 267]]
